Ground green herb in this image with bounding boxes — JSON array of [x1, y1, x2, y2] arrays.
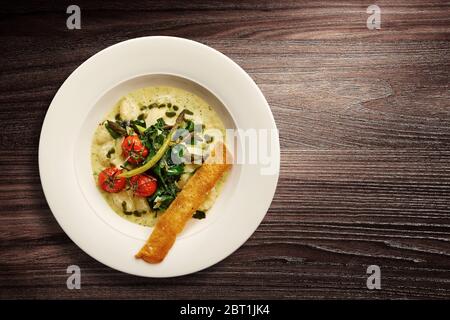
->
[[133, 210, 142, 217], [115, 113, 122, 121], [115, 112, 199, 212], [165, 111, 176, 118], [140, 118, 169, 158], [153, 150, 184, 196], [121, 201, 146, 217], [119, 111, 187, 178], [130, 118, 146, 128], [156, 118, 166, 128], [184, 109, 194, 115], [142, 124, 189, 211], [106, 148, 115, 158], [150, 193, 175, 211], [120, 164, 129, 173], [193, 210, 206, 219], [128, 120, 146, 136], [149, 103, 158, 109], [173, 105, 179, 111], [137, 113, 146, 120], [167, 103, 172, 108], [184, 119, 195, 132], [122, 201, 132, 215], [158, 103, 166, 108], [204, 134, 214, 143], [166, 164, 184, 176]]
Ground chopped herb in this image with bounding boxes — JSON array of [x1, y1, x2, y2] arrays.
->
[[158, 103, 166, 108], [120, 163, 131, 171], [149, 103, 158, 109], [167, 103, 172, 108], [121, 201, 146, 217], [115, 113, 122, 121], [165, 111, 176, 118], [184, 119, 195, 132], [106, 147, 115, 158], [150, 193, 175, 211], [166, 164, 184, 176], [122, 201, 132, 215], [193, 210, 206, 219], [204, 134, 214, 143], [133, 210, 142, 217], [184, 109, 194, 115], [173, 105, 179, 111], [129, 118, 146, 134], [120, 111, 187, 178], [131, 118, 146, 128], [137, 113, 146, 120]]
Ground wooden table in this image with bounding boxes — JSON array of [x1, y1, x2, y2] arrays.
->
[[1, 1, 449, 299]]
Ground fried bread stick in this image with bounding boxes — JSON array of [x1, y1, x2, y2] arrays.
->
[[135, 142, 232, 263]]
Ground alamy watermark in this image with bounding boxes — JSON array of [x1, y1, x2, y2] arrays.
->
[[167, 127, 279, 176], [367, 5, 381, 30], [66, 5, 81, 30], [366, 265, 381, 290], [66, 265, 81, 289]]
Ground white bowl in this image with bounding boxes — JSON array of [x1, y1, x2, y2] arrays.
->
[[39, 36, 280, 277]]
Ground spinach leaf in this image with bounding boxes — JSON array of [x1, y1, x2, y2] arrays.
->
[[140, 119, 185, 211], [140, 117, 212, 213], [129, 118, 146, 133], [184, 119, 195, 132], [166, 164, 184, 176]]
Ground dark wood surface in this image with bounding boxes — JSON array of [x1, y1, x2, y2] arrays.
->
[[1, 0, 449, 299]]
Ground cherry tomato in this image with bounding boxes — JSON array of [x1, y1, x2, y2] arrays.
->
[[122, 135, 149, 164], [98, 167, 126, 193], [130, 174, 158, 197]]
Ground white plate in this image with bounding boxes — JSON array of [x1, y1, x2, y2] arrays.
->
[[39, 36, 280, 277]]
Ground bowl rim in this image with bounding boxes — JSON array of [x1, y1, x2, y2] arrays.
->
[[39, 36, 280, 277]]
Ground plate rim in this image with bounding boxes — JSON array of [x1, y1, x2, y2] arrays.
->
[[39, 36, 280, 277]]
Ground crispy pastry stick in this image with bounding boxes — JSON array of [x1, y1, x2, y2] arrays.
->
[[135, 142, 232, 263]]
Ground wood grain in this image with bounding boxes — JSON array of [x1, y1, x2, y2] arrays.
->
[[0, 0, 449, 299]]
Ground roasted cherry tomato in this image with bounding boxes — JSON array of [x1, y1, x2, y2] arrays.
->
[[122, 135, 149, 164], [98, 167, 126, 193], [130, 174, 158, 197]]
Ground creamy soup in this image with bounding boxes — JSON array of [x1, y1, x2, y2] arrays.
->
[[91, 86, 228, 226]]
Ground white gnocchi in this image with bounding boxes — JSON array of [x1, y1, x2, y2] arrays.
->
[[119, 97, 140, 121]]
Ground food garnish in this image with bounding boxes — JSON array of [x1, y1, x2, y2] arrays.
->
[[118, 110, 186, 178]]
